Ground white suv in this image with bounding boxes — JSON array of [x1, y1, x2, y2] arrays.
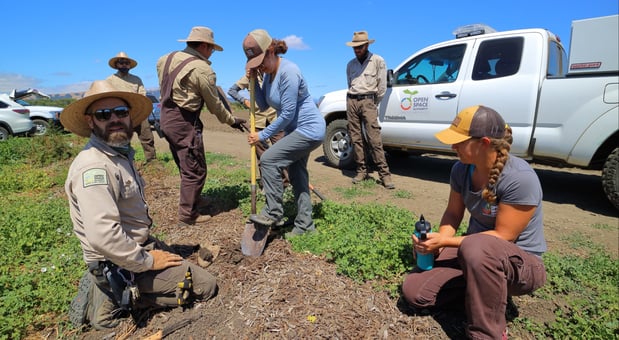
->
[[0, 94, 35, 141], [10, 88, 63, 135]]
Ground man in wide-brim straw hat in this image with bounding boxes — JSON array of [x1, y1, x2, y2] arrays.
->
[[156, 25, 247, 226], [108, 51, 138, 69], [345, 30, 394, 189], [106, 51, 157, 163], [63, 79, 218, 330]]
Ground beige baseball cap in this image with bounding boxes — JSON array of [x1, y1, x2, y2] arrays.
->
[[178, 26, 223, 51], [243, 29, 273, 69]]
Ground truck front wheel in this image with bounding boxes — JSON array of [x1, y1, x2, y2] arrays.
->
[[323, 119, 355, 169], [601, 147, 619, 210]]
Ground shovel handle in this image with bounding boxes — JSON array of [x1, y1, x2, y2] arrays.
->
[[309, 183, 326, 201], [250, 76, 257, 214]]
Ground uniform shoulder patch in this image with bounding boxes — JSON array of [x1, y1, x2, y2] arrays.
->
[[82, 168, 108, 187]]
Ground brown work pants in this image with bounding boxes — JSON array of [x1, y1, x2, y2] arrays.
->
[[402, 234, 546, 339], [134, 119, 156, 162], [161, 105, 206, 222], [346, 97, 390, 178]]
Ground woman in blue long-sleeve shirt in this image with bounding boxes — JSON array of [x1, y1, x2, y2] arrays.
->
[[243, 29, 326, 237]]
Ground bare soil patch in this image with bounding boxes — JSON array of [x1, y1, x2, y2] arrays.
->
[[71, 110, 617, 340]]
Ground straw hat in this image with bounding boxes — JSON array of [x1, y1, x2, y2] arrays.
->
[[345, 31, 375, 47], [178, 26, 223, 51], [108, 51, 138, 69], [243, 29, 273, 69], [60, 80, 152, 138]]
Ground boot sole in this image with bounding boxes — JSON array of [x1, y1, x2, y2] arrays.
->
[[69, 272, 92, 327]]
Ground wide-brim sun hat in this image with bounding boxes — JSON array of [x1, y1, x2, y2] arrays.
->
[[346, 31, 375, 47], [178, 26, 223, 51], [243, 29, 273, 69], [108, 51, 138, 69], [60, 80, 152, 138], [435, 105, 506, 145]]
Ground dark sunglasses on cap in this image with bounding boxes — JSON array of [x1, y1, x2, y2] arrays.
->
[[86, 106, 131, 121]]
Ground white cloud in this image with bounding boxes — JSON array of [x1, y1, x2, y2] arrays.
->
[[0, 73, 40, 93], [283, 35, 310, 50]]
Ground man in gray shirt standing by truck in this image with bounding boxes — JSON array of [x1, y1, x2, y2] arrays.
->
[[345, 30, 394, 189]]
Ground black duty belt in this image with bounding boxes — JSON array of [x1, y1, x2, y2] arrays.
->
[[347, 93, 376, 100]]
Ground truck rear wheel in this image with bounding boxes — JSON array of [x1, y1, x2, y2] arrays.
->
[[323, 119, 355, 169], [601, 147, 619, 210]]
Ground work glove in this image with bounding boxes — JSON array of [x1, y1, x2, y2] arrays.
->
[[231, 117, 249, 132]]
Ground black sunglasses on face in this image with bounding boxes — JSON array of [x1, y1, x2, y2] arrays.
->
[[117, 60, 131, 65], [86, 106, 131, 121]]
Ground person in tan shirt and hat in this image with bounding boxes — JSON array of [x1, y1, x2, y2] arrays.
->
[[156, 26, 247, 226], [62, 80, 218, 330], [345, 30, 394, 189], [106, 51, 157, 163]]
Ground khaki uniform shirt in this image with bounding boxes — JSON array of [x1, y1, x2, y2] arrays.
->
[[235, 74, 277, 129], [156, 47, 235, 125], [346, 52, 387, 101], [65, 135, 154, 272], [106, 72, 147, 96]]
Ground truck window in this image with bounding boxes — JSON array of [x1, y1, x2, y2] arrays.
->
[[472, 37, 524, 80], [547, 39, 568, 77], [393, 44, 466, 85]]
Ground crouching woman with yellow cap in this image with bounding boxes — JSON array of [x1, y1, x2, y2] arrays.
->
[[401, 105, 547, 339]]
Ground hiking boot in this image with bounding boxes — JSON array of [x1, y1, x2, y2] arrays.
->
[[381, 176, 395, 189], [197, 196, 212, 209], [69, 271, 92, 328], [87, 284, 120, 330], [249, 214, 280, 226], [284, 226, 316, 239], [352, 173, 368, 184], [178, 214, 212, 226]]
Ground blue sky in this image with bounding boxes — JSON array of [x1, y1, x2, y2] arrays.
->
[[1, 0, 617, 100]]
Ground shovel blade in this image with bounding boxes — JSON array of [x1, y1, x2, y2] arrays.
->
[[241, 222, 269, 257]]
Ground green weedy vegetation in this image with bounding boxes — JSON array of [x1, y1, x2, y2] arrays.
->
[[0, 134, 617, 339], [290, 201, 416, 295]]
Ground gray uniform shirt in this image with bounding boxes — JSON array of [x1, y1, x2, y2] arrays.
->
[[65, 135, 154, 272], [450, 156, 547, 256]]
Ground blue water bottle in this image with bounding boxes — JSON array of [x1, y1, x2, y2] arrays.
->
[[414, 214, 434, 270]]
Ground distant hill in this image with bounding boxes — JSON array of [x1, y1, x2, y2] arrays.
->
[[50, 92, 84, 100]]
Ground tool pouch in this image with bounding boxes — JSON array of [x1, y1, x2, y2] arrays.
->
[[101, 262, 139, 311]]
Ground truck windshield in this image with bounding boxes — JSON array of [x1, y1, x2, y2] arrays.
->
[[394, 44, 466, 85]]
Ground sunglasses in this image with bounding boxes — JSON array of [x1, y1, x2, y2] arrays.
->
[[116, 60, 131, 65], [86, 106, 131, 121]]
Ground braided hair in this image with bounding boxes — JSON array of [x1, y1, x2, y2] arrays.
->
[[481, 125, 513, 204]]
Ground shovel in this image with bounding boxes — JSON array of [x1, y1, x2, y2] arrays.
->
[[241, 75, 269, 257]]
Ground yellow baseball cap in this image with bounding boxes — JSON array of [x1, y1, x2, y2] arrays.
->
[[435, 105, 506, 144]]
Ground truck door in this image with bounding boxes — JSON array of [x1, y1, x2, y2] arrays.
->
[[378, 44, 469, 152], [457, 34, 543, 157]]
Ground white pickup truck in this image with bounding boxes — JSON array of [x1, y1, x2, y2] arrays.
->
[[317, 15, 619, 209]]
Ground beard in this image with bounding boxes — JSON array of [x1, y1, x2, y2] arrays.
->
[[93, 121, 133, 147]]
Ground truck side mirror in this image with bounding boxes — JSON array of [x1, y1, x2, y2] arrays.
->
[[387, 69, 394, 87]]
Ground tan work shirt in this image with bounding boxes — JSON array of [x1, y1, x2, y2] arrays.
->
[[65, 135, 154, 272], [106, 72, 147, 96], [156, 47, 235, 125], [346, 52, 387, 101], [235, 74, 277, 129]]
